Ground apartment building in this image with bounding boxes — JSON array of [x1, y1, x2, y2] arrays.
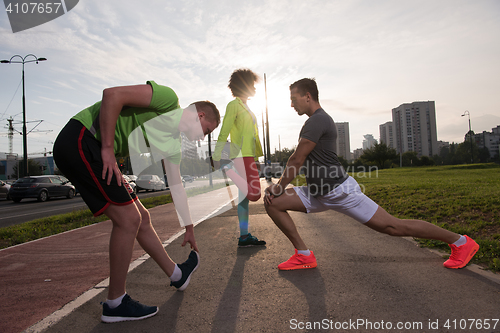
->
[[379, 121, 394, 149], [335, 122, 351, 160], [392, 101, 438, 157]]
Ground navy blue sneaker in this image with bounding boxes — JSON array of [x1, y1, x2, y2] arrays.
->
[[238, 233, 266, 247], [101, 294, 158, 323], [170, 251, 200, 291]]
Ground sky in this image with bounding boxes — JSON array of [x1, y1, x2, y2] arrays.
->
[[1, 0, 499, 161]]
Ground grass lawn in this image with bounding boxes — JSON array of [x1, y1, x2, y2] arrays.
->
[[293, 163, 500, 272], [0, 194, 173, 249]]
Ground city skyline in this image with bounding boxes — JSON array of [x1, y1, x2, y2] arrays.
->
[[1, 1, 499, 159]]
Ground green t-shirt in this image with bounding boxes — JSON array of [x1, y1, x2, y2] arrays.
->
[[72, 81, 181, 160]]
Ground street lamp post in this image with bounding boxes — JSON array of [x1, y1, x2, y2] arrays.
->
[[264, 73, 271, 181], [1, 54, 47, 177], [208, 133, 213, 187], [461, 110, 473, 164]]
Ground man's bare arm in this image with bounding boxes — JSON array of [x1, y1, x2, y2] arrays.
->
[[163, 158, 199, 252], [99, 84, 153, 185], [266, 138, 316, 199]]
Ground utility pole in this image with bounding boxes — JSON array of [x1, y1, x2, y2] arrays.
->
[[1, 54, 47, 177], [208, 133, 213, 187], [278, 135, 281, 165], [462, 110, 473, 164], [7, 117, 14, 155], [264, 74, 271, 180], [261, 112, 266, 163]]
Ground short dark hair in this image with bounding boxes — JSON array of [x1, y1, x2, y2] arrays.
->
[[289, 78, 319, 102], [228, 69, 260, 97], [192, 101, 220, 126]]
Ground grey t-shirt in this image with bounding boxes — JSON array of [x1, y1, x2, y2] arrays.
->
[[299, 108, 347, 196]]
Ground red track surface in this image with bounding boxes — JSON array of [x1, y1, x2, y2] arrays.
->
[[0, 203, 183, 333]]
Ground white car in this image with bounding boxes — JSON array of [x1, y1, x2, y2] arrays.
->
[[0, 180, 11, 200], [122, 175, 137, 194], [135, 174, 166, 192]]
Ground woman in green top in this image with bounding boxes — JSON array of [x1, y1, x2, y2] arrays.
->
[[213, 69, 266, 247]]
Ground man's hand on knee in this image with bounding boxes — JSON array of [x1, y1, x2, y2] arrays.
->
[[264, 183, 284, 205]]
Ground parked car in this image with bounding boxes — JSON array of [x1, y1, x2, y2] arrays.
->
[[9, 175, 76, 203], [165, 175, 186, 188], [127, 175, 138, 183], [0, 180, 11, 200], [122, 175, 137, 194], [182, 175, 195, 183], [135, 174, 166, 192]]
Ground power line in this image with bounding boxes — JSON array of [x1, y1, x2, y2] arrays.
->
[[0, 78, 22, 120]]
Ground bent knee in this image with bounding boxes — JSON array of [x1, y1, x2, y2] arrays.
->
[[138, 210, 151, 226], [264, 197, 287, 214], [264, 199, 275, 212], [114, 213, 141, 233]]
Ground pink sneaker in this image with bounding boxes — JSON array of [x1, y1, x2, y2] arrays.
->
[[278, 249, 317, 270], [443, 235, 479, 269]]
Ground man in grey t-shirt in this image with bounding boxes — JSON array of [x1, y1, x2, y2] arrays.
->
[[299, 107, 347, 196], [264, 78, 478, 271]]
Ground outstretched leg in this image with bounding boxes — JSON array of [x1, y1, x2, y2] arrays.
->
[[133, 199, 199, 290], [133, 200, 176, 277], [365, 206, 479, 269], [364, 206, 460, 243]]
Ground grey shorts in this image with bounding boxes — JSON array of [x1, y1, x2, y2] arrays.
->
[[293, 176, 379, 223]]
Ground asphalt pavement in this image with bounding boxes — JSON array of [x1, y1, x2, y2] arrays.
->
[[2, 179, 500, 333]]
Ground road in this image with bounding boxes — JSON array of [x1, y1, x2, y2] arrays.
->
[[0, 179, 228, 228], [9, 188, 500, 333]]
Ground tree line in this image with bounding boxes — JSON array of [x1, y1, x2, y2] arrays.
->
[[266, 139, 497, 171], [9, 137, 497, 179]]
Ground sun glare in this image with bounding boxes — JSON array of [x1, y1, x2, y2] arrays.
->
[[248, 82, 291, 119], [245, 78, 299, 153], [247, 83, 267, 118]]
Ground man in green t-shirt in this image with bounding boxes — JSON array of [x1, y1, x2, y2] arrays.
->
[[53, 81, 220, 323]]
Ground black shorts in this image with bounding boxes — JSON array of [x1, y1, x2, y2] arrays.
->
[[53, 119, 137, 216]]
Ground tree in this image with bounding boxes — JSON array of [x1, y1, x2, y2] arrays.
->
[[337, 155, 349, 170], [270, 147, 296, 166], [420, 155, 435, 166], [11, 159, 42, 178], [181, 156, 212, 176], [360, 142, 397, 169], [443, 143, 462, 165], [478, 146, 490, 163], [401, 151, 420, 167], [455, 140, 479, 164], [432, 154, 443, 165]]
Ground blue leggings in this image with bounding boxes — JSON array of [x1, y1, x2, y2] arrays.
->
[[237, 189, 249, 236]]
